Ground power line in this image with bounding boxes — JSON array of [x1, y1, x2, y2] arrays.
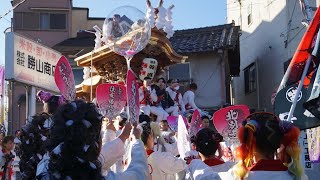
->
[[0, 0, 26, 21]]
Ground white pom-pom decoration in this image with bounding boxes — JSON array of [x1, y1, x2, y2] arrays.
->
[[77, 157, 85, 163], [82, 120, 92, 128], [53, 143, 63, 155], [89, 162, 97, 169], [83, 144, 90, 152], [41, 135, 47, 141], [65, 120, 74, 127]]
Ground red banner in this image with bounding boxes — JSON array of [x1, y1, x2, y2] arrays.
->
[[167, 116, 188, 132], [54, 56, 75, 101], [213, 105, 250, 142], [189, 109, 202, 137], [126, 70, 139, 123], [96, 84, 126, 120]]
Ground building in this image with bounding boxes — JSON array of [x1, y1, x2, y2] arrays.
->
[[54, 24, 240, 109], [226, 0, 319, 111], [226, 0, 320, 177], [8, 0, 106, 133]]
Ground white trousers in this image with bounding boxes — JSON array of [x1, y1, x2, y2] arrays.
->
[[150, 106, 169, 123], [140, 105, 168, 123], [165, 106, 179, 117]]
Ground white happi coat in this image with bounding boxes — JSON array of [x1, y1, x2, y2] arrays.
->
[[183, 90, 200, 111], [166, 87, 186, 112], [185, 159, 234, 180], [139, 86, 167, 121], [219, 169, 302, 180], [105, 139, 150, 180], [147, 150, 187, 180]]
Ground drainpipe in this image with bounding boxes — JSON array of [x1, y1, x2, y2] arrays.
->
[[255, 58, 260, 110]]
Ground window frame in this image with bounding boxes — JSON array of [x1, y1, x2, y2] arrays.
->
[[13, 12, 67, 31], [244, 63, 256, 94]]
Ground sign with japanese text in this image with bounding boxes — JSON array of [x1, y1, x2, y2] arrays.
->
[[213, 105, 250, 144], [177, 115, 191, 159], [96, 83, 126, 120], [5, 32, 60, 92], [54, 56, 76, 101], [167, 116, 188, 132], [189, 109, 202, 137], [306, 127, 320, 162], [299, 130, 313, 170], [126, 70, 139, 123], [139, 58, 158, 81]]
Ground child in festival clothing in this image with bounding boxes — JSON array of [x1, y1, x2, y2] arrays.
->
[[201, 116, 210, 128], [36, 100, 149, 180], [159, 120, 176, 144], [219, 112, 308, 180], [186, 128, 233, 179], [141, 122, 187, 180], [0, 136, 15, 180]]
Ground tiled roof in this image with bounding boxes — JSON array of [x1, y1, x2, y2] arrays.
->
[[54, 23, 240, 56], [169, 23, 240, 54]]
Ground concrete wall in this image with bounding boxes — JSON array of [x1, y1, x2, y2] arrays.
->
[[71, 9, 104, 37], [227, 0, 317, 111], [187, 52, 226, 109], [12, 0, 72, 47]]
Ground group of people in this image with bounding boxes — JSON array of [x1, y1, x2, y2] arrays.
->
[[0, 84, 308, 180], [139, 77, 200, 123]]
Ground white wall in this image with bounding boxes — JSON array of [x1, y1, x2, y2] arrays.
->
[[187, 53, 225, 108], [227, 0, 317, 111]]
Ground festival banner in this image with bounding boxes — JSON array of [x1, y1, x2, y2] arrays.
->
[[0, 66, 4, 124], [213, 105, 250, 145], [177, 115, 190, 159], [275, 84, 320, 129], [54, 56, 76, 101], [139, 58, 158, 81], [167, 116, 188, 132], [275, 7, 320, 129], [126, 69, 139, 123], [189, 109, 202, 137], [298, 130, 313, 170], [5, 32, 60, 92], [306, 127, 320, 162], [96, 84, 126, 120]]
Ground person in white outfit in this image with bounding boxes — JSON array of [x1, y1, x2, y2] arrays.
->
[[139, 77, 166, 122], [219, 112, 308, 180], [185, 128, 233, 180], [141, 122, 187, 180], [183, 83, 200, 112], [166, 79, 185, 116], [36, 100, 149, 180]]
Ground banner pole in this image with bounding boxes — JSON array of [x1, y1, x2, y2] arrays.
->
[[286, 0, 313, 122]]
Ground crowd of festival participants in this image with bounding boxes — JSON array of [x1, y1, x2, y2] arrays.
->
[[0, 77, 309, 180]]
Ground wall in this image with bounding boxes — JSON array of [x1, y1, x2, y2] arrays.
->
[[71, 8, 104, 38], [226, 0, 317, 111], [12, 0, 72, 47], [187, 52, 225, 109]]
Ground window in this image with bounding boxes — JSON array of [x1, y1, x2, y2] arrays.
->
[[40, 13, 50, 30], [168, 63, 191, 82], [23, 13, 39, 29], [14, 12, 23, 29], [244, 63, 256, 94], [14, 12, 67, 30], [50, 14, 66, 29], [168, 63, 191, 92], [247, 2, 252, 25]]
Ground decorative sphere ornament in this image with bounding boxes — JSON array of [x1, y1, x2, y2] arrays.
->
[[102, 6, 151, 59]]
